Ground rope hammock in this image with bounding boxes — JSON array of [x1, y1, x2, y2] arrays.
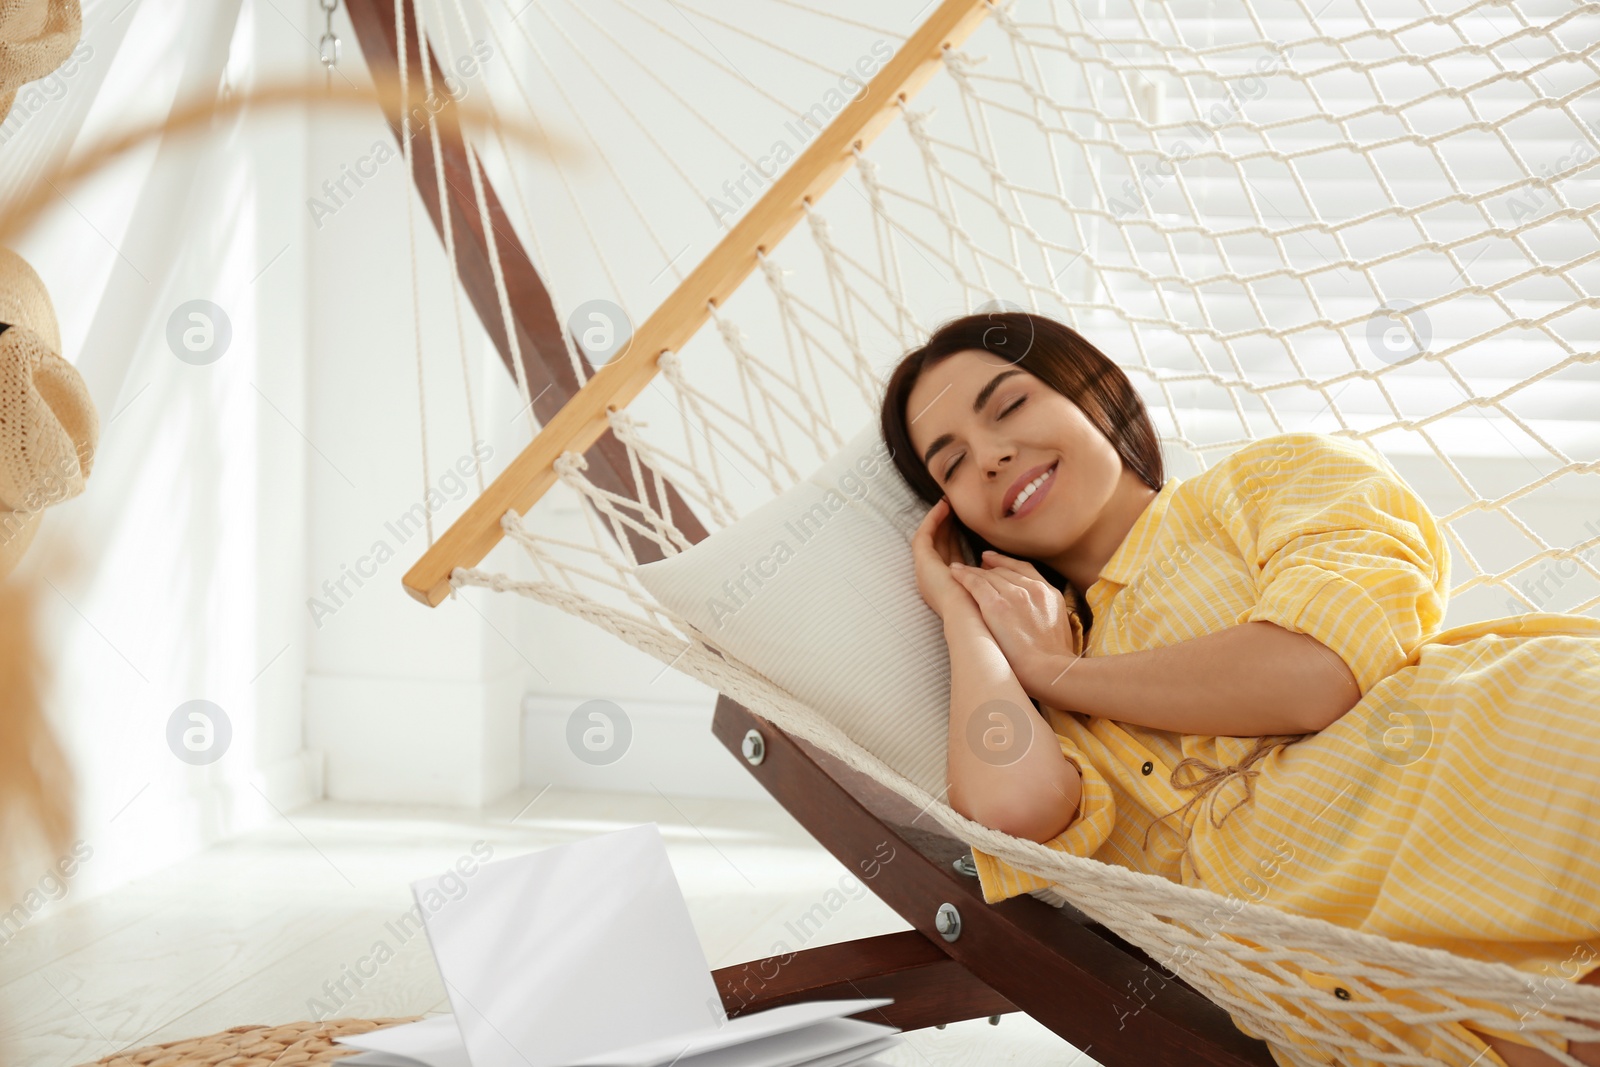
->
[[376, 0, 1600, 1063]]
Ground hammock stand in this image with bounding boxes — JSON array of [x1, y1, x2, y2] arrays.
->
[[343, 2, 1600, 1064], [344, 6, 1266, 1060]]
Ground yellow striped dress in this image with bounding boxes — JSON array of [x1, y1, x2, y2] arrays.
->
[[969, 431, 1600, 1067]]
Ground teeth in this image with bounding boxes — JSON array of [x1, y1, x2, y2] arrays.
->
[[1008, 466, 1053, 515]]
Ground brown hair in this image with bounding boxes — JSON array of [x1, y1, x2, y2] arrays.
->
[[878, 311, 1163, 633]]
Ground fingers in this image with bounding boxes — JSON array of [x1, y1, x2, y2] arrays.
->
[[934, 510, 966, 565], [951, 561, 1020, 600], [980, 549, 1043, 580], [913, 497, 946, 539], [912, 499, 949, 555], [948, 563, 987, 602], [961, 560, 1030, 596]]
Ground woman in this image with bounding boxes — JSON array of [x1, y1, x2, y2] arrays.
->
[[878, 311, 1600, 1067]]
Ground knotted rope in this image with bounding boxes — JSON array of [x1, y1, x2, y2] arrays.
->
[[1141, 733, 1308, 860]]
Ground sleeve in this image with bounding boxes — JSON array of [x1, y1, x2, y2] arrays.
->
[[1218, 433, 1450, 697], [969, 716, 1117, 905]]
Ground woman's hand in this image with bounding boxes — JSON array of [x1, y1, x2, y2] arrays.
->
[[949, 549, 1080, 699], [912, 498, 980, 623]]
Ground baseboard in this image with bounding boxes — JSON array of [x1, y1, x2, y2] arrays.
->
[[305, 670, 523, 805], [261, 747, 325, 809], [520, 693, 770, 801]]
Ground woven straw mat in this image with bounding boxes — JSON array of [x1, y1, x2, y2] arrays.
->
[[71, 1016, 425, 1066]]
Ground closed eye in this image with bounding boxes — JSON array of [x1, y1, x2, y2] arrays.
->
[[942, 394, 1027, 481]]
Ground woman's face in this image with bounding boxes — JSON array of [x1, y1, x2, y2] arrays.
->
[[903, 348, 1126, 560]]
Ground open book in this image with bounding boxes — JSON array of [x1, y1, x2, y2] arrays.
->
[[332, 998, 900, 1067], [333, 823, 902, 1067]]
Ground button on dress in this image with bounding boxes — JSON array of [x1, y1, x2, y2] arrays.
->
[[968, 431, 1600, 1067]]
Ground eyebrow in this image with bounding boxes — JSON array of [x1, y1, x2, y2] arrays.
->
[[919, 368, 1027, 469]]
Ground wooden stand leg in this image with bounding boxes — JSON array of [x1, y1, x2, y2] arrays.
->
[[711, 929, 1016, 1033], [710, 695, 1277, 1067]]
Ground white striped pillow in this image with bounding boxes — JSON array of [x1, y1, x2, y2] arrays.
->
[[634, 424, 951, 796]]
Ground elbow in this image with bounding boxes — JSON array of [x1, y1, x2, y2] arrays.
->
[[1296, 646, 1364, 732], [980, 782, 1082, 843], [1299, 686, 1363, 733]]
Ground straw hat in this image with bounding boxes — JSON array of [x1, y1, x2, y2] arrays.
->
[[0, 0, 81, 123], [0, 245, 97, 577]]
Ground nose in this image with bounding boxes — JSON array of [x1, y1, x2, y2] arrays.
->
[[982, 444, 1015, 479]]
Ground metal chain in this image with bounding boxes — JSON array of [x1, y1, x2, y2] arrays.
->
[[318, 0, 341, 89]]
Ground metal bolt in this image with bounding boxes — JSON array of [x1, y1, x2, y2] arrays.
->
[[952, 853, 978, 877], [741, 728, 765, 766], [934, 902, 961, 942]]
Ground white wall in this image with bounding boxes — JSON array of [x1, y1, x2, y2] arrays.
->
[[300, 84, 530, 807], [297, 11, 759, 808]]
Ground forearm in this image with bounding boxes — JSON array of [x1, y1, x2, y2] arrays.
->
[[1040, 621, 1360, 736], [944, 607, 1081, 842]]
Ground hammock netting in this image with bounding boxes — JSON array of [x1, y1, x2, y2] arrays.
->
[[387, 0, 1600, 1063]]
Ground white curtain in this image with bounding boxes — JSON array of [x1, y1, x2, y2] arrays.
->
[[3, 0, 319, 902]]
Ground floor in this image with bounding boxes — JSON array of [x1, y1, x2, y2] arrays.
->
[[0, 785, 1101, 1066]]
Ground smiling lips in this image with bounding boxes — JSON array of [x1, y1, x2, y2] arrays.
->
[[1004, 460, 1058, 518]]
